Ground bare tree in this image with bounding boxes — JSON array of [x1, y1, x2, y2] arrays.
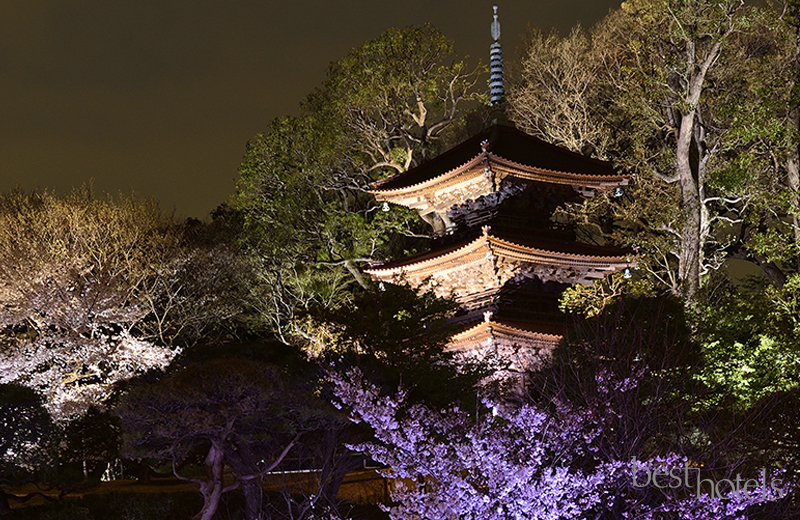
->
[[509, 25, 613, 158], [0, 189, 180, 421]]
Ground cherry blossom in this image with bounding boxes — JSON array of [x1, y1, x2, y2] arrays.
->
[[331, 368, 784, 520]]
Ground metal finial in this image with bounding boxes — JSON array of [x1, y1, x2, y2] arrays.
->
[[491, 6, 501, 41], [489, 6, 504, 106]]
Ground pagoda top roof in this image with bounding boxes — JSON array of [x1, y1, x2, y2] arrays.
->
[[372, 124, 623, 193]]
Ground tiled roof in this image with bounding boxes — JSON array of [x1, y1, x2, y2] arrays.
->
[[453, 283, 569, 337], [372, 124, 622, 192], [448, 318, 563, 349], [369, 227, 630, 272]]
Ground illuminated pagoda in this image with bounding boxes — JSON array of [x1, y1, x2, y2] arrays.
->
[[366, 6, 631, 369]]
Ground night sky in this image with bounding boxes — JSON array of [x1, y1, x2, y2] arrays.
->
[[1, 1, 621, 219]]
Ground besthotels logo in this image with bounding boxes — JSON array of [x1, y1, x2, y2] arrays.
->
[[631, 458, 787, 500]]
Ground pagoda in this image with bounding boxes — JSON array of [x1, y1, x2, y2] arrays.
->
[[366, 7, 631, 369]]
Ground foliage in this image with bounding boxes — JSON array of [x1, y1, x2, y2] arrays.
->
[[509, 25, 613, 158], [688, 274, 800, 495], [558, 270, 656, 317], [62, 407, 121, 480], [0, 384, 54, 475], [307, 24, 484, 173], [511, 1, 799, 300], [301, 283, 488, 410], [135, 215, 257, 346], [331, 297, 790, 519], [232, 25, 483, 339], [0, 383, 56, 515], [116, 357, 341, 520], [692, 275, 800, 405]]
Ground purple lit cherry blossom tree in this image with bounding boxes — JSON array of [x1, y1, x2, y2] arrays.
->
[[330, 297, 789, 519], [332, 369, 782, 520]]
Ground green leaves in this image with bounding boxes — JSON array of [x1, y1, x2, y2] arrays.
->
[[306, 24, 482, 174], [694, 277, 800, 410], [518, 1, 800, 298], [232, 25, 479, 338], [307, 283, 487, 409]]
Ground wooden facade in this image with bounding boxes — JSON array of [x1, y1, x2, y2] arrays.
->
[[368, 123, 631, 370]]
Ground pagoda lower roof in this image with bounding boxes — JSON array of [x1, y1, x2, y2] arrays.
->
[[447, 318, 562, 362], [441, 280, 568, 362], [371, 124, 628, 197], [450, 318, 563, 345]]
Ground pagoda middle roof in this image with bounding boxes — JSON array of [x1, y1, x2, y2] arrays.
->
[[368, 227, 630, 273], [372, 123, 623, 193]]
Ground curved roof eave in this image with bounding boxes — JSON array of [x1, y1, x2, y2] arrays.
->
[[366, 233, 632, 275], [370, 124, 627, 194]]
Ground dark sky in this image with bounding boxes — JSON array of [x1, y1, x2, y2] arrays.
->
[[1, 1, 621, 219]]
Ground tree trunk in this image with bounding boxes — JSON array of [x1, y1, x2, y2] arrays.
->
[[0, 490, 11, 516], [137, 459, 151, 484], [193, 440, 226, 520], [786, 138, 800, 272], [227, 446, 264, 520], [676, 107, 702, 301], [239, 478, 263, 520], [789, 16, 800, 273], [672, 37, 723, 301]]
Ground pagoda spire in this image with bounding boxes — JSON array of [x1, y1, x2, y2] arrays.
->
[[489, 5, 504, 107]]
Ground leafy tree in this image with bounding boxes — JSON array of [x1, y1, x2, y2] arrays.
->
[[689, 274, 800, 499], [62, 407, 121, 481], [302, 283, 488, 410], [307, 24, 483, 172], [117, 358, 340, 520], [331, 298, 791, 519], [136, 215, 257, 346], [232, 25, 483, 340], [0, 384, 54, 515], [510, 1, 798, 300]]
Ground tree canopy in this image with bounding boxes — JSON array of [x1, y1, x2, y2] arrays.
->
[[117, 357, 342, 520], [231, 25, 483, 340], [0, 188, 251, 421], [510, 0, 799, 301]]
